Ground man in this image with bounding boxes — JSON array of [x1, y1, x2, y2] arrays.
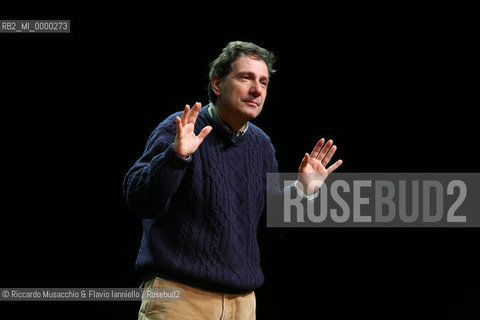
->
[[123, 41, 342, 320]]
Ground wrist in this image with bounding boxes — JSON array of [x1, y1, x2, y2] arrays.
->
[[173, 141, 190, 159], [294, 180, 320, 200]]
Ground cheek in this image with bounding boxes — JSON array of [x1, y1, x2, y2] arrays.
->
[[235, 83, 251, 97], [223, 83, 242, 99]]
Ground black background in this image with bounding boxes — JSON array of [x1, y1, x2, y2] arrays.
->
[[1, 3, 478, 319]]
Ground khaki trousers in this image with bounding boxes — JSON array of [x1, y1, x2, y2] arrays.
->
[[138, 277, 256, 320]]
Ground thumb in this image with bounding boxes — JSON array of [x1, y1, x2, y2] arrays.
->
[[197, 126, 212, 142]]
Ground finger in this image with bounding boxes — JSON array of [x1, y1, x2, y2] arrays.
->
[[181, 104, 191, 126], [197, 125, 212, 142], [321, 145, 337, 166], [317, 139, 333, 160], [311, 138, 325, 158], [176, 116, 183, 135], [298, 153, 310, 172], [187, 102, 202, 124], [327, 159, 343, 174]]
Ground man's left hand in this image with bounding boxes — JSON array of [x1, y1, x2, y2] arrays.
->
[[297, 138, 343, 195]]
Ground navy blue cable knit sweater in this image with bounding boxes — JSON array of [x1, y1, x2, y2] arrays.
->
[[123, 105, 278, 293]]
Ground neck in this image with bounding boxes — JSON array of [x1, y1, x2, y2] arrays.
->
[[214, 102, 248, 131]]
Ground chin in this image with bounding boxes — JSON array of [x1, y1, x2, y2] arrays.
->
[[242, 105, 263, 119], [243, 109, 261, 121]]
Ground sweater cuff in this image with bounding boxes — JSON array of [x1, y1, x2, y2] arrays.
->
[[166, 143, 192, 168]]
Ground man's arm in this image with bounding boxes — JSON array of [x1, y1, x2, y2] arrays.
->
[[123, 103, 212, 219]]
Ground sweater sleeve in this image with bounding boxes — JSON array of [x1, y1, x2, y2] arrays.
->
[[123, 114, 191, 219], [258, 135, 291, 244], [264, 137, 279, 192]]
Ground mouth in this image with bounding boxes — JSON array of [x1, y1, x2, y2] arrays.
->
[[244, 100, 259, 107]]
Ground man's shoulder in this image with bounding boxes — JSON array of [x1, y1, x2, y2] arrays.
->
[[143, 110, 183, 147], [160, 110, 184, 125], [151, 109, 186, 132], [247, 122, 273, 146]]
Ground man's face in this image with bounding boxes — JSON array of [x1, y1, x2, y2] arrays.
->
[[214, 55, 270, 126]]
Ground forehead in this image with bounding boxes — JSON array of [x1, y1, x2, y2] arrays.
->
[[231, 55, 269, 78]]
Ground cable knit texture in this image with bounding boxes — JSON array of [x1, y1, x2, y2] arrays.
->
[[123, 105, 278, 293]]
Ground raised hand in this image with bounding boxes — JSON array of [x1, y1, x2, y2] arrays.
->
[[297, 138, 343, 195], [173, 102, 212, 158]]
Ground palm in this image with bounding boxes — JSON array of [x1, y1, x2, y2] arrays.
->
[[301, 156, 329, 175], [298, 138, 342, 194], [176, 122, 202, 156], [174, 102, 212, 157]]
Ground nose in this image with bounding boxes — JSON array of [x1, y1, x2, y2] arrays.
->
[[249, 81, 263, 97]]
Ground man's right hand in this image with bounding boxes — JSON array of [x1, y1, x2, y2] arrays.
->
[[173, 102, 213, 158]]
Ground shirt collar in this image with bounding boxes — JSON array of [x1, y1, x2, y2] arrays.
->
[[208, 103, 249, 137]]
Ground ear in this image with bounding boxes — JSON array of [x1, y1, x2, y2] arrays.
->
[[211, 74, 222, 97]]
